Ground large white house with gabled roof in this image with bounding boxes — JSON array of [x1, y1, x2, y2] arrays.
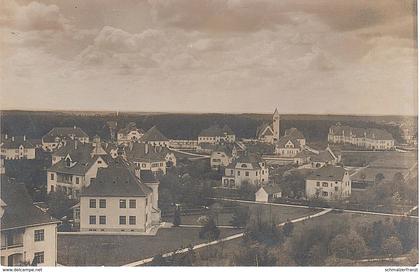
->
[[42, 126, 89, 151]]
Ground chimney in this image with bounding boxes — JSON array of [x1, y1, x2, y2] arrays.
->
[[23, 135, 26, 141], [145, 143, 149, 154], [4, 134, 7, 140], [11, 136, 14, 142], [74, 140, 78, 150], [73, 125, 76, 130]]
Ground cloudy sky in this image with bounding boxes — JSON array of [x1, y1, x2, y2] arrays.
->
[[0, 0, 417, 115]]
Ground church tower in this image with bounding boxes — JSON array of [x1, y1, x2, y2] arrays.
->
[[273, 108, 280, 142]]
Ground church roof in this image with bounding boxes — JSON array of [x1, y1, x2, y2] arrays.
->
[[277, 136, 300, 148], [284, 128, 305, 139], [256, 123, 273, 138]]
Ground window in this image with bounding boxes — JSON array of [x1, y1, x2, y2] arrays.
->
[[322, 192, 328, 197], [129, 199, 136, 208], [142, 163, 146, 168], [119, 199, 126, 208], [129, 216, 136, 225], [50, 185, 54, 192], [75, 177, 80, 184], [99, 199, 106, 208], [335, 187, 338, 192], [50, 173, 54, 180], [146, 198, 148, 206], [316, 182, 320, 186], [89, 199, 96, 208], [322, 182, 328, 187], [237, 171, 240, 176], [34, 229, 44, 242], [119, 216, 126, 225], [89, 216, 96, 225], [245, 171, 249, 177], [34, 252, 44, 264], [99, 216, 106, 225]]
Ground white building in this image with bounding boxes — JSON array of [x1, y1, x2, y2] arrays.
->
[[255, 184, 282, 203], [305, 165, 351, 201], [1, 176, 60, 266], [140, 126, 169, 147], [1, 135, 36, 160], [125, 143, 176, 175], [117, 122, 145, 145], [168, 139, 198, 150], [328, 124, 395, 150], [42, 127, 89, 152], [47, 141, 109, 199], [222, 154, 269, 188], [256, 109, 280, 144], [198, 125, 236, 144], [79, 161, 160, 233]]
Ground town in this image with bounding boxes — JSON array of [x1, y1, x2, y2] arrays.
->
[[0, 110, 418, 266]]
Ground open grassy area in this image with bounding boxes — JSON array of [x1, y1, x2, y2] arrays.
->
[[58, 227, 242, 266], [342, 151, 417, 168]]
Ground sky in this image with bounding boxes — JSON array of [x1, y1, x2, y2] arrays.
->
[[0, 0, 418, 115]]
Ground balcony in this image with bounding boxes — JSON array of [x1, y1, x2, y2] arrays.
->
[[1, 229, 24, 252]]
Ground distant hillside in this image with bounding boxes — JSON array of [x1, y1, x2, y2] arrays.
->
[[1, 110, 415, 143]]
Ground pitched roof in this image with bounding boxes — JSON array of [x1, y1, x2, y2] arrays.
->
[[42, 127, 89, 142], [329, 125, 394, 140], [52, 140, 90, 157], [261, 183, 282, 195], [256, 123, 273, 138], [277, 136, 300, 148], [1, 176, 59, 230], [118, 122, 145, 135], [310, 150, 335, 162], [141, 126, 168, 142], [222, 125, 235, 135], [227, 153, 262, 169], [1, 135, 35, 149], [80, 162, 152, 197], [199, 125, 225, 137], [285, 128, 305, 139], [139, 170, 159, 184], [306, 165, 348, 181], [126, 143, 170, 162]]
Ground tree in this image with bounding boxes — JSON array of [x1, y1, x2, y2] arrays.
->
[[46, 191, 77, 219], [230, 206, 249, 228], [393, 172, 404, 183], [280, 172, 305, 199], [282, 221, 294, 237], [173, 207, 181, 227], [382, 236, 403, 257], [233, 245, 276, 266], [328, 231, 367, 260], [374, 173, 385, 184], [199, 217, 220, 241]]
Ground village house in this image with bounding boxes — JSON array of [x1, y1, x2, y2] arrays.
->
[[1, 176, 60, 266], [140, 126, 169, 147], [1, 135, 36, 160], [210, 145, 238, 170], [305, 165, 351, 201], [198, 125, 236, 144], [47, 141, 109, 199], [222, 153, 269, 188], [328, 124, 395, 150], [284, 128, 306, 146], [309, 146, 341, 168], [42, 126, 89, 151], [168, 139, 198, 150], [117, 122, 145, 145], [255, 183, 282, 203], [256, 109, 280, 144], [125, 142, 176, 175], [79, 160, 160, 233]]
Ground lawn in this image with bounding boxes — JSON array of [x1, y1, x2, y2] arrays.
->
[[351, 167, 409, 182], [58, 227, 242, 266], [342, 151, 417, 168]]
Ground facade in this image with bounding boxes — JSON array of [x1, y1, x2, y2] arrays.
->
[[79, 162, 159, 233], [309, 146, 341, 168], [125, 142, 176, 175], [305, 165, 351, 201], [168, 139, 198, 150], [198, 125, 236, 144], [117, 122, 145, 145], [256, 109, 280, 144], [47, 142, 109, 199], [42, 127, 89, 151], [328, 125, 395, 150], [1, 135, 36, 160], [275, 136, 302, 157], [284, 128, 306, 146], [1, 176, 59, 266], [140, 126, 169, 147], [222, 154, 269, 188], [255, 184, 282, 203]]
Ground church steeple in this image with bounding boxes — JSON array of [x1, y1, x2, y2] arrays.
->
[[273, 108, 280, 142]]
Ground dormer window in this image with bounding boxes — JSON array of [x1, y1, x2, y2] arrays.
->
[[66, 157, 71, 167], [241, 164, 247, 168]]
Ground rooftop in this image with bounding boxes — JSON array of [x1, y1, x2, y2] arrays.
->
[[141, 126, 168, 142], [306, 165, 348, 182]]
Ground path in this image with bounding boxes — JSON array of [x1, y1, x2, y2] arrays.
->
[[209, 197, 419, 219], [122, 208, 332, 267], [169, 148, 210, 158]]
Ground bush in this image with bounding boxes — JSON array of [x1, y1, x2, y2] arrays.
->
[[199, 218, 220, 241], [328, 231, 367, 260], [382, 236, 403, 257], [230, 206, 249, 228]]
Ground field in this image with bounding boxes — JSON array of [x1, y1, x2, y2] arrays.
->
[[58, 227, 242, 266]]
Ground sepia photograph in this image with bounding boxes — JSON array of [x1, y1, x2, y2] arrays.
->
[[0, 0, 418, 270]]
